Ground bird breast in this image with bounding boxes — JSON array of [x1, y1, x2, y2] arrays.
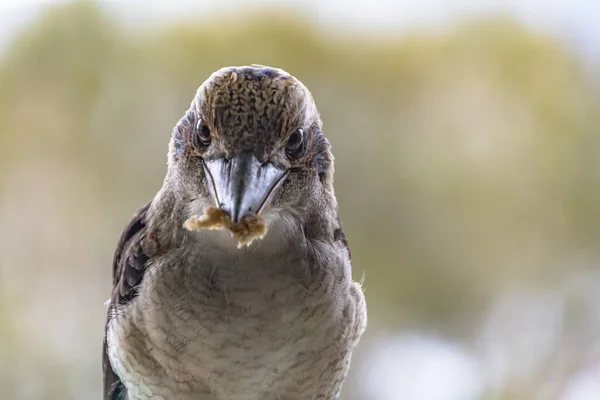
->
[[108, 240, 353, 399]]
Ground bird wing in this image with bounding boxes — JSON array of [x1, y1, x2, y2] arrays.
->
[[327, 219, 367, 399], [103, 202, 152, 400], [333, 217, 351, 261]]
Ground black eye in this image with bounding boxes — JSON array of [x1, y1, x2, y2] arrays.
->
[[194, 118, 211, 149], [286, 129, 304, 157]]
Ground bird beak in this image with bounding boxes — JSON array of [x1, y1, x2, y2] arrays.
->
[[203, 152, 287, 223]]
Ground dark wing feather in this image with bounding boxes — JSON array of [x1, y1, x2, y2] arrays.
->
[[333, 216, 351, 260], [103, 202, 152, 400]]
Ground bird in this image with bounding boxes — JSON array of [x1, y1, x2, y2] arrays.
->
[[103, 65, 367, 400]]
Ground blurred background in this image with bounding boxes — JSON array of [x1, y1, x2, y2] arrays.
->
[[1, 1, 599, 399]]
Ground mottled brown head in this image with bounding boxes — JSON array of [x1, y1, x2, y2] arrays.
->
[[168, 66, 335, 228]]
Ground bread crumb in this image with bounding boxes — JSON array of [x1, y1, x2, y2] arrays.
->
[[184, 207, 267, 248]]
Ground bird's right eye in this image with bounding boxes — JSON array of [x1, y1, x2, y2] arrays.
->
[[193, 119, 212, 149]]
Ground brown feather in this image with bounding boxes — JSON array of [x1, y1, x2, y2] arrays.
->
[[103, 202, 152, 400]]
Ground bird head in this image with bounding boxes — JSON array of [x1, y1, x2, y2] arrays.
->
[[165, 66, 336, 246]]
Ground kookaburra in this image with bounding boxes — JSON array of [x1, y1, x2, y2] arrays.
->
[[103, 65, 367, 400]]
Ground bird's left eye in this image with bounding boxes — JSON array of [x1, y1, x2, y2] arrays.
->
[[194, 119, 212, 149], [286, 128, 304, 158]]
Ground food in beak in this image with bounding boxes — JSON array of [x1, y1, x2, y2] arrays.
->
[[184, 207, 266, 248]]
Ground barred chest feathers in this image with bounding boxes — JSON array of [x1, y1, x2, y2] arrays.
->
[[107, 229, 363, 400]]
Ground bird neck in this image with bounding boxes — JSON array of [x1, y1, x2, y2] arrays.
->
[[145, 183, 339, 258]]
